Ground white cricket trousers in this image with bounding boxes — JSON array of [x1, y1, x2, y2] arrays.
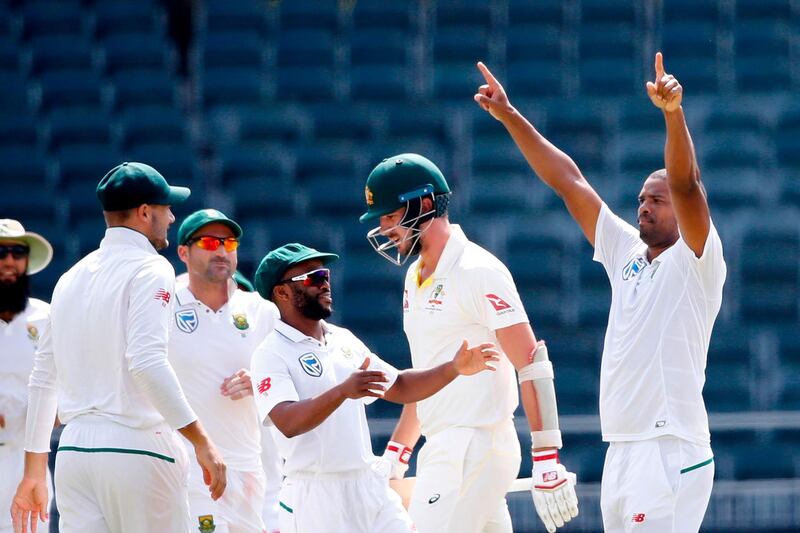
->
[[601, 436, 714, 532], [54, 416, 191, 533], [409, 419, 521, 533], [0, 444, 53, 533], [188, 462, 266, 533], [278, 465, 414, 533]]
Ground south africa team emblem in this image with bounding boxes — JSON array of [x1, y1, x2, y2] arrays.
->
[[299, 352, 323, 377], [197, 514, 216, 532], [26, 324, 39, 341], [175, 309, 198, 333], [232, 313, 249, 330]]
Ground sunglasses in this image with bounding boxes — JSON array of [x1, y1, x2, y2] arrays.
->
[[0, 244, 29, 260], [187, 236, 240, 252], [278, 268, 330, 288]]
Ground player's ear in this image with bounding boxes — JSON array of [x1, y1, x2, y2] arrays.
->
[[177, 244, 189, 263], [420, 196, 434, 212]]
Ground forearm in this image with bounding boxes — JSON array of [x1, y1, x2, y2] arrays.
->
[[383, 363, 459, 404], [23, 451, 49, 479], [500, 108, 586, 196], [664, 107, 700, 189], [270, 385, 347, 438], [389, 403, 422, 448], [177, 419, 211, 447]]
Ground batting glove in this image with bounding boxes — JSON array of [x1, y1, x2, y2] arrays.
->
[[531, 450, 579, 532], [381, 441, 412, 480]]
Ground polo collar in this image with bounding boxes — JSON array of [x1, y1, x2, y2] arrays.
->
[[100, 227, 158, 254], [175, 279, 238, 306], [275, 319, 331, 344]]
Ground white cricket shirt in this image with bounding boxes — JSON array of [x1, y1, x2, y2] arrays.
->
[[251, 320, 398, 476], [169, 284, 278, 471], [25, 228, 197, 453], [403, 225, 528, 437], [0, 298, 49, 447], [593, 203, 726, 445]]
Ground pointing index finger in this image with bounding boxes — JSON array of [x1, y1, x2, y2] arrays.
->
[[655, 51, 665, 78], [476, 61, 500, 88]]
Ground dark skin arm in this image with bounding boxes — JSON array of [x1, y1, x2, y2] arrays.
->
[[646, 52, 710, 257], [474, 61, 603, 246]]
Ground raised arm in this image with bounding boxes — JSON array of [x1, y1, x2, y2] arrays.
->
[[646, 52, 710, 257], [474, 62, 603, 245]]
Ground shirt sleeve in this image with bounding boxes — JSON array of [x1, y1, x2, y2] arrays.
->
[[593, 203, 643, 276], [251, 343, 299, 427], [466, 260, 529, 332], [126, 259, 196, 429], [25, 313, 58, 453], [675, 221, 727, 296]]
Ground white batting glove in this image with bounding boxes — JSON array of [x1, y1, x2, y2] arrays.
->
[[531, 450, 579, 532], [382, 441, 412, 480]]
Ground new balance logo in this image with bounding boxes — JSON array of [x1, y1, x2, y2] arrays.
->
[[542, 471, 558, 482], [257, 377, 272, 395], [632, 513, 646, 523], [154, 288, 171, 305]]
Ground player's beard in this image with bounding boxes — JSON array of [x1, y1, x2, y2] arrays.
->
[[0, 272, 29, 315], [291, 285, 332, 320]]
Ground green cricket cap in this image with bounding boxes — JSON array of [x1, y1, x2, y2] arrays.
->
[[96, 162, 191, 211], [233, 270, 255, 292], [255, 243, 339, 300], [359, 153, 451, 223], [177, 208, 242, 245]]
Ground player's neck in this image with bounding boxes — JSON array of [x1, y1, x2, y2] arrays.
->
[[187, 276, 230, 312], [418, 219, 451, 280], [282, 314, 325, 343]]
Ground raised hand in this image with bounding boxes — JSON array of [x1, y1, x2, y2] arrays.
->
[[339, 357, 389, 400], [452, 339, 500, 376], [220, 368, 253, 400], [473, 61, 514, 121], [646, 52, 682, 112]]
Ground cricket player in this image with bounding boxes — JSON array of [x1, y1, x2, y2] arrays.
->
[[360, 154, 578, 533], [249, 243, 501, 533], [11, 162, 227, 533], [169, 208, 280, 533], [475, 54, 724, 532], [0, 220, 53, 533]]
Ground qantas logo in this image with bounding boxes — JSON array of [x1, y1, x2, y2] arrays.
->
[[485, 293, 511, 312]]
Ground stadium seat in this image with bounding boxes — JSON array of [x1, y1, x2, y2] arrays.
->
[[279, 2, 339, 31], [125, 142, 196, 185], [0, 146, 48, 187], [101, 34, 170, 74], [37, 70, 105, 112], [202, 67, 265, 110], [349, 29, 408, 68], [205, 0, 270, 35], [231, 107, 306, 147], [435, 1, 491, 30], [93, 1, 160, 39], [21, 2, 85, 39], [508, 0, 563, 27], [304, 178, 366, 219], [352, 0, 416, 32], [507, 25, 561, 64], [580, 58, 637, 95], [581, 0, 636, 26], [350, 65, 408, 102], [736, 57, 791, 94], [312, 107, 373, 143], [735, 0, 791, 22], [202, 31, 265, 70], [46, 108, 112, 151], [29, 35, 94, 75], [294, 146, 357, 182], [505, 59, 562, 97], [554, 366, 600, 415], [119, 106, 186, 150], [219, 148, 289, 185], [277, 65, 335, 102], [258, 215, 337, 251], [434, 27, 489, 64], [111, 70, 177, 111], [277, 29, 336, 68], [56, 145, 121, 187], [231, 176, 296, 220], [0, 112, 38, 151], [704, 362, 752, 412], [664, 0, 719, 25], [0, 74, 30, 115], [704, 108, 763, 136]]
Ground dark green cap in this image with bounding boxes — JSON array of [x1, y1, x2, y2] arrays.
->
[[360, 153, 451, 223], [233, 270, 255, 292], [177, 208, 243, 245], [255, 243, 339, 300], [96, 162, 191, 211]]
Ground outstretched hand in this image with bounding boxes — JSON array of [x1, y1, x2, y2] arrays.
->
[[339, 357, 389, 399], [646, 52, 682, 112], [452, 339, 501, 376], [473, 61, 514, 121]]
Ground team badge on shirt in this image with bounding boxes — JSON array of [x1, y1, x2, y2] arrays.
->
[[622, 256, 647, 281], [26, 324, 39, 341], [299, 352, 323, 377], [175, 309, 198, 333], [197, 514, 216, 532], [232, 313, 249, 330], [424, 282, 446, 312]]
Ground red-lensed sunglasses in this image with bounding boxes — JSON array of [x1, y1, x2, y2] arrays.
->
[[187, 236, 240, 252], [277, 268, 330, 288]]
